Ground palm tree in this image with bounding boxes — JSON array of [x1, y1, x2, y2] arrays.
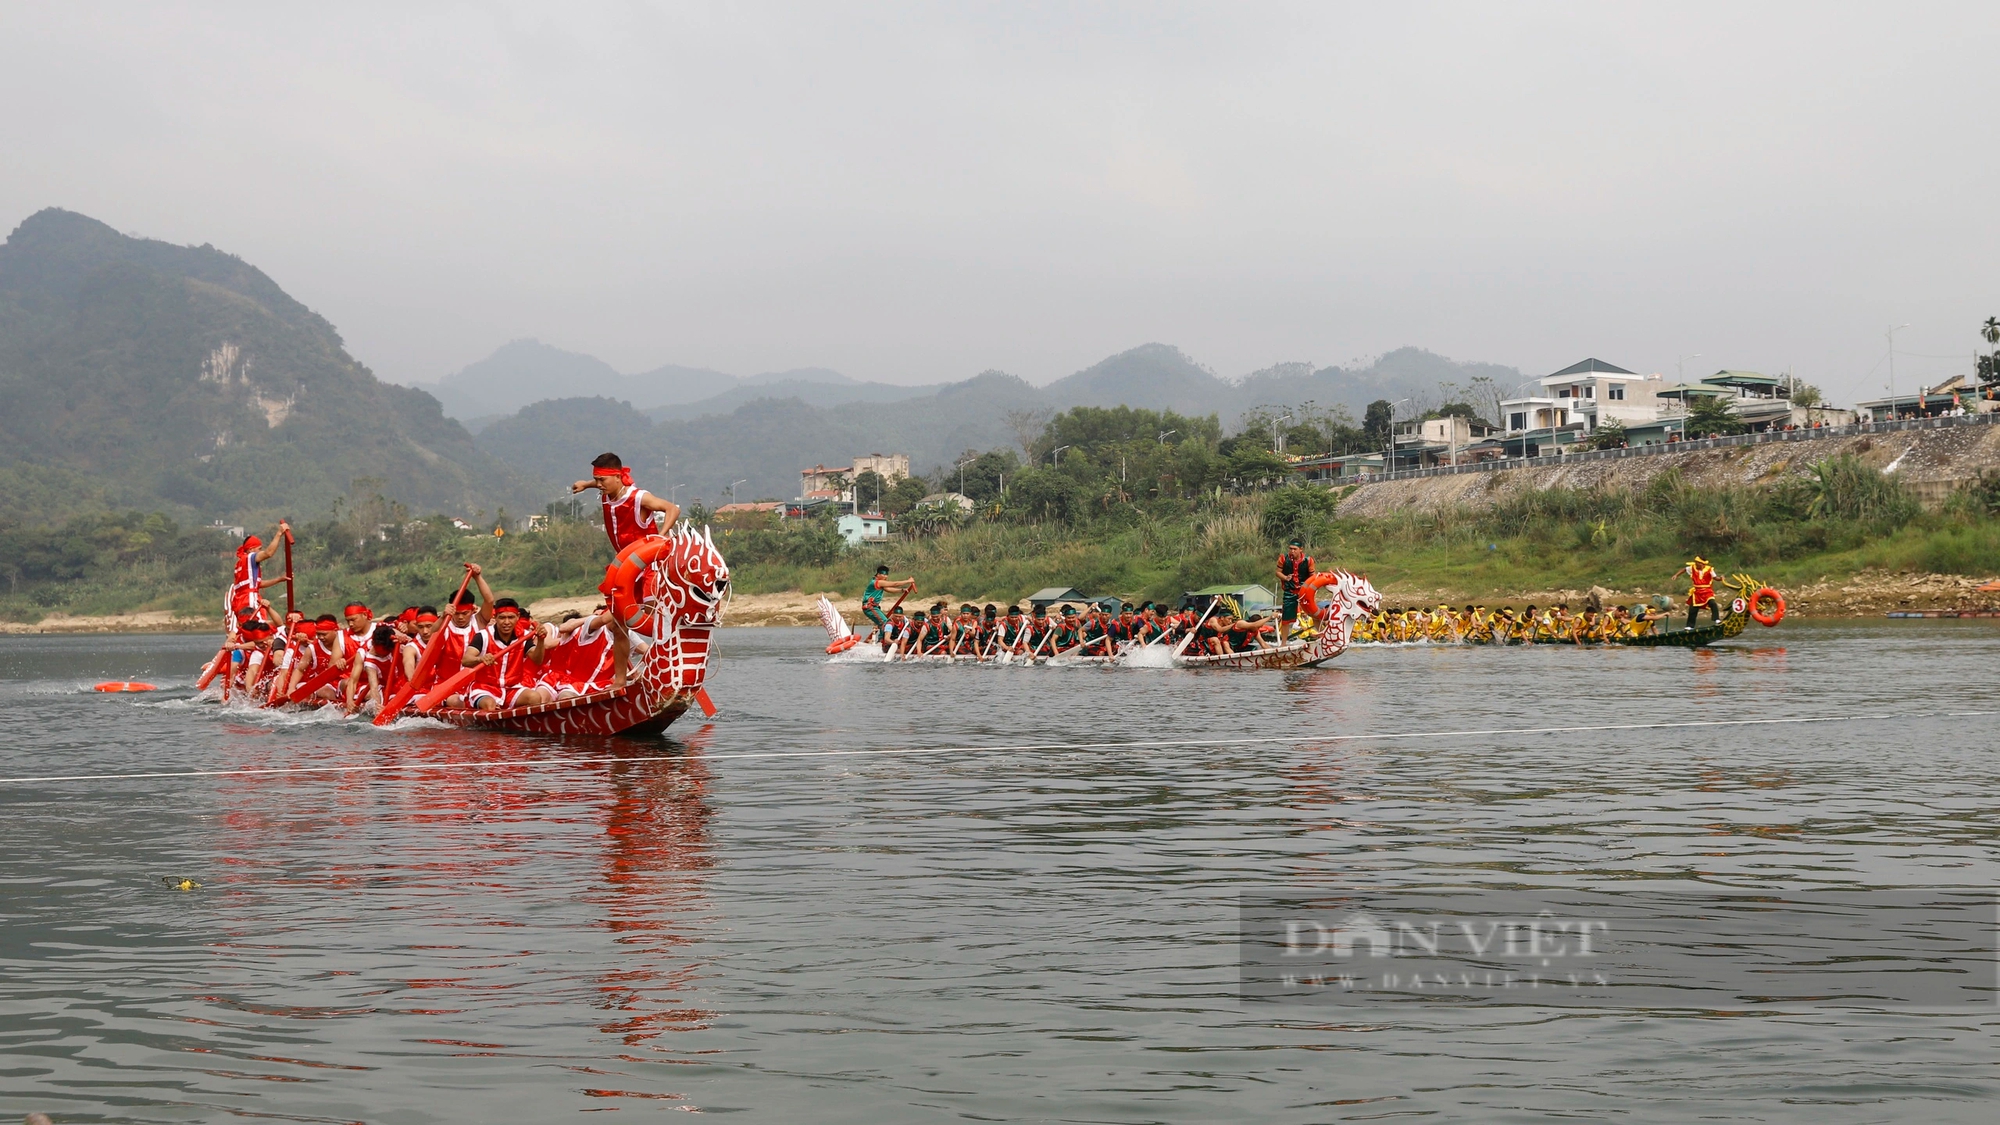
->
[[1983, 317, 2000, 386]]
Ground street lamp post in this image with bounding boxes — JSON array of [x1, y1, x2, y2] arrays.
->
[[1270, 413, 1293, 454], [1158, 429, 1177, 445], [1886, 324, 1911, 420], [728, 479, 747, 505], [1051, 445, 1071, 466]]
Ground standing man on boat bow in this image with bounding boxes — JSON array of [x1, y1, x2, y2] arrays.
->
[[862, 564, 917, 647], [571, 452, 682, 687], [228, 521, 292, 627], [572, 453, 681, 551], [1679, 555, 1719, 630], [1277, 538, 1314, 640]]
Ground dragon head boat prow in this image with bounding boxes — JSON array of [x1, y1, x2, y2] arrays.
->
[[1296, 568, 1383, 657], [1169, 567, 1383, 669], [426, 524, 730, 735]]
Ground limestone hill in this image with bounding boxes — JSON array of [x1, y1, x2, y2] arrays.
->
[[0, 209, 533, 527]]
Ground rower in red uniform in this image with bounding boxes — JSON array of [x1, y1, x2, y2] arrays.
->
[[1680, 555, 1719, 629], [570, 452, 681, 553], [535, 606, 617, 699], [465, 598, 548, 711], [353, 624, 415, 713]]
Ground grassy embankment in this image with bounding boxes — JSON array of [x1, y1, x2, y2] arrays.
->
[[7, 456, 2000, 623], [732, 457, 2000, 605]]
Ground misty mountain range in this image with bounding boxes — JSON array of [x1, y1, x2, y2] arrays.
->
[[0, 207, 1522, 527], [433, 339, 1521, 506]]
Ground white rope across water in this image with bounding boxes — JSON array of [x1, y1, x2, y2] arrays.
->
[[1, 711, 1994, 786]]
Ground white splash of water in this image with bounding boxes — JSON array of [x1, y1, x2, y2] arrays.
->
[[1120, 644, 1178, 669]]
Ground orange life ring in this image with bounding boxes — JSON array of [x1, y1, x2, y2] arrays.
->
[[93, 681, 157, 692], [826, 635, 860, 654], [599, 535, 674, 634], [1296, 570, 1339, 619], [1749, 587, 1785, 627]]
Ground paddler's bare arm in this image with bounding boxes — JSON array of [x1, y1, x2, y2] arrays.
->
[[253, 521, 289, 564], [467, 563, 495, 626], [638, 492, 680, 525]]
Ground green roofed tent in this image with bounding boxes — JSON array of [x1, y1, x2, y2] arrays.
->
[[1701, 370, 1786, 391], [1180, 584, 1279, 614]]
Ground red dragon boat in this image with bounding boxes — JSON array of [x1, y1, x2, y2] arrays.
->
[[199, 525, 730, 738], [420, 526, 729, 736]]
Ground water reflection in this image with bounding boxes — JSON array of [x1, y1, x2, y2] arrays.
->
[[196, 728, 719, 1086], [589, 740, 716, 1046]]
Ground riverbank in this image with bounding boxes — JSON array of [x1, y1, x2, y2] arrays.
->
[[13, 442, 2000, 630]]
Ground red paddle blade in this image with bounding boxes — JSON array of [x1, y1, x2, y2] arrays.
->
[[413, 665, 479, 712]]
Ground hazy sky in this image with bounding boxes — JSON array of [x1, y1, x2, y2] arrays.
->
[[4, 2, 1997, 405]]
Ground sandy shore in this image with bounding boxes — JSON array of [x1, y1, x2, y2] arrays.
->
[[0, 611, 217, 635], [5, 570, 1996, 634]]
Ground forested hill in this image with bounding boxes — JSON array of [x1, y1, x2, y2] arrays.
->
[[0, 209, 533, 528], [472, 345, 1523, 505], [480, 371, 1049, 507]]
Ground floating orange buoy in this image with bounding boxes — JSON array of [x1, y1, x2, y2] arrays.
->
[[93, 681, 157, 692], [826, 635, 860, 654], [1749, 587, 1786, 627]]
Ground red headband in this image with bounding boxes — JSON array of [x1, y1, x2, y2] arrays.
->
[[240, 536, 261, 552], [595, 465, 633, 486], [345, 604, 370, 616], [415, 613, 438, 624]]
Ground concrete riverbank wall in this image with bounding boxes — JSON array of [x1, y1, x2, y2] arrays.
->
[[1334, 422, 2000, 519]]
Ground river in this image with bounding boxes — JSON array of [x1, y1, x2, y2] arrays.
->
[[1, 621, 1995, 1122]]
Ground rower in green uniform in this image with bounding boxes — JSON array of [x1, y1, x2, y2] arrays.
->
[[998, 605, 1030, 654], [1027, 605, 1052, 656]]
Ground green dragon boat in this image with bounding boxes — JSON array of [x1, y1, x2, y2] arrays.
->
[[1612, 573, 1771, 648]]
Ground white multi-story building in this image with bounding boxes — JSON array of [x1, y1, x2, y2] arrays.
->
[[1500, 358, 1666, 436]]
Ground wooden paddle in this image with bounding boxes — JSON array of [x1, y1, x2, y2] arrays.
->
[[373, 566, 474, 726], [285, 660, 347, 705], [281, 523, 295, 618], [1171, 599, 1221, 660], [411, 665, 479, 712], [195, 645, 230, 691]]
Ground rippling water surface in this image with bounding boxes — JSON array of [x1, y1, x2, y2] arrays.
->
[[1, 622, 1996, 1122]]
